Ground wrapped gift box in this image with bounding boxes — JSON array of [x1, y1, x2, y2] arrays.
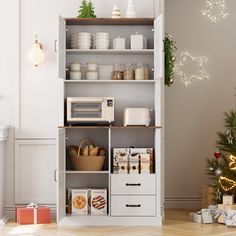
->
[[226, 210, 236, 226], [223, 195, 234, 205], [217, 204, 236, 224], [189, 212, 203, 223], [201, 209, 213, 224], [16, 207, 50, 224]]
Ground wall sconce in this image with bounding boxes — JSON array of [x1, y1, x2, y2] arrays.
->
[[27, 35, 45, 67]]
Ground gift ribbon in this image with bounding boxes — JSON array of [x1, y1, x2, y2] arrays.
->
[[26, 202, 38, 224]]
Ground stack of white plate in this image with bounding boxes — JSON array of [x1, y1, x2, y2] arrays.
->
[[95, 32, 110, 50], [70, 32, 91, 49]]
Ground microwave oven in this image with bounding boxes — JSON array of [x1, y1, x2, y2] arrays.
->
[[67, 97, 114, 124]]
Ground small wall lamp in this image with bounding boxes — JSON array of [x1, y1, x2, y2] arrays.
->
[[27, 35, 45, 67]]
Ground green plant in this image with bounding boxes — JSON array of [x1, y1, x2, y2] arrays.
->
[[77, 0, 96, 18], [164, 34, 177, 87]]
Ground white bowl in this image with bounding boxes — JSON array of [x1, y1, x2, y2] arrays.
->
[[78, 32, 91, 36], [96, 32, 109, 36], [70, 63, 81, 71], [95, 39, 110, 42], [86, 71, 98, 80], [70, 71, 82, 80], [96, 45, 109, 49]]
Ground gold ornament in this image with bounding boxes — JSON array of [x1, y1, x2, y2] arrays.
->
[[219, 176, 236, 192], [229, 155, 236, 170]]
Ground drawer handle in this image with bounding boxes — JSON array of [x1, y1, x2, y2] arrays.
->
[[126, 183, 141, 186], [126, 204, 141, 208]]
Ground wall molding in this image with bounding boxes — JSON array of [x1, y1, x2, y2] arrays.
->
[[165, 196, 201, 209]]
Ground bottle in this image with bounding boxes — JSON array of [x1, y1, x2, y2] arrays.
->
[[135, 63, 144, 80]]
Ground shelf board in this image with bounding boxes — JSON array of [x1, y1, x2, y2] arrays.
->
[[64, 80, 156, 83], [65, 18, 154, 26], [66, 49, 154, 54], [66, 171, 109, 174], [59, 125, 161, 129]]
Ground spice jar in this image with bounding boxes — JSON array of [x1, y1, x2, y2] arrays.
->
[[112, 64, 124, 80], [124, 64, 134, 80], [135, 63, 144, 80]]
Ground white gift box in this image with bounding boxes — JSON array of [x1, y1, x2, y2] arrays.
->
[[226, 210, 236, 226], [189, 212, 203, 223], [201, 209, 213, 224], [223, 195, 234, 205]]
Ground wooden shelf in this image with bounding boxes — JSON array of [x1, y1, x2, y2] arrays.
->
[[59, 125, 161, 129], [64, 80, 156, 83], [66, 171, 109, 174], [66, 18, 154, 26], [66, 49, 154, 54]]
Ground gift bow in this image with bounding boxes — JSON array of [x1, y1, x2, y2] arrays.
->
[[27, 202, 38, 208]]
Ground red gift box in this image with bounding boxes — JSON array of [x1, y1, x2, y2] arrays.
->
[[16, 207, 50, 224]]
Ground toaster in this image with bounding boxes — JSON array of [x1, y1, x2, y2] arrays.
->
[[123, 108, 151, 126]]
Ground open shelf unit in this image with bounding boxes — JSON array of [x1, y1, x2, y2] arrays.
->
[[57, 14, 164, 226]]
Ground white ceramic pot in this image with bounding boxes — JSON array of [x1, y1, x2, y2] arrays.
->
[[70, 71, 82, 80], [70, 63, 81, 71], [87, 63, 97, 71], [86, 71, 98, 80]]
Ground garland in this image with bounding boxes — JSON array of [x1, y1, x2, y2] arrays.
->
[[164, 34, 177, 87]]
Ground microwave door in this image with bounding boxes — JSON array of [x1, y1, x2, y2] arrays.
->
[[70, 101, 104, 121]]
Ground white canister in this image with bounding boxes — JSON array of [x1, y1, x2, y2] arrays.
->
[[113, 37, 126, 50], [87, 63, 97, 71], [86, 71, 98, 80], [70, 71, 82, 80], [135, 64, 144, 80], [70, 63, 81, 71]]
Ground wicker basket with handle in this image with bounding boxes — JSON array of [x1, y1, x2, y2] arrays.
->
[[69, 137, 106, 171]]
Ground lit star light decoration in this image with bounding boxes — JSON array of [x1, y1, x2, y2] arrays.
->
[[175, 51, 210, 87], [202, 0, 229, 23]]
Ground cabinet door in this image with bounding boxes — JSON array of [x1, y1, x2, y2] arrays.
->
[[154, 14, 164, 79], [15, 140, 57, 204], [58, 15, 66, 80], [57, 128, 66, 222]]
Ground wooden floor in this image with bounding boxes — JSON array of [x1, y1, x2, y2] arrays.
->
[[1, 209, 236, 236]]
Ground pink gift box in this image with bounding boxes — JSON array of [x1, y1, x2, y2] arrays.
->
[[16, 207, 50, 224]]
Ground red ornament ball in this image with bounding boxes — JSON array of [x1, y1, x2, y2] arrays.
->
[[214, 151, 221, 160]]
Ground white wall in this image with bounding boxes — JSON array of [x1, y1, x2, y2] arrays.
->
[[165, 0, 236, 208]]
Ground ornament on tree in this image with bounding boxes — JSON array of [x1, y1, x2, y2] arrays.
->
[[219, 176, 236, 192], [215, 168, 222, 176], [229, 155, 236, 170], [215, 187, 222, 200], [213, 151, 221, 160], [112, 5, 121, 19], [202, 0, 229, 23], [226, 130, 234, 145]]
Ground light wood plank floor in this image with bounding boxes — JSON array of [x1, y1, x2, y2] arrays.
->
[[1, 209, 236, 236]]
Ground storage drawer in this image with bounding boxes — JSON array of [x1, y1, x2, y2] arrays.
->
[[111, 174, 155, 195], [111, 196, 156, 216]]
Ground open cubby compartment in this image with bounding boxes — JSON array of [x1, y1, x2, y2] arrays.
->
[[111, 128, 156, 174], [66, 24, 154, 50], [66, 173, 109, 215], [65, 128, 109, 171], [65, 82, 155, 126]]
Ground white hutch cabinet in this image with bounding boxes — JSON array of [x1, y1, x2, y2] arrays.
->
[[57, 13, 164, 226]]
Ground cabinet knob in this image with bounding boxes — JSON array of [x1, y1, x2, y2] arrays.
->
[[54, 169, 57, 182]]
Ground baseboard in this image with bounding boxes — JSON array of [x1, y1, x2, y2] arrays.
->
[[4, 205, 57, 221], [165, 196, 201, 209]]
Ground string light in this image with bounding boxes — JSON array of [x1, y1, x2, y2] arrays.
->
[[229, 155, 236, 170], [175, 51, 210, 87], [202, 0, 229, 23], [219, 176, 236, 192]]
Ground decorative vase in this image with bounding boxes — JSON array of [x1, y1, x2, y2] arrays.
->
[[126, 0, 136, 18], [112, 5, 121, 19]]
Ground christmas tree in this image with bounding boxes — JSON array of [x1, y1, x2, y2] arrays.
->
[[207, 99, 236, 202], [77, 0, 96, 18]]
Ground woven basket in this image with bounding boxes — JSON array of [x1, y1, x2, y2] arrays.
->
[[69, 138, 105, 171]]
